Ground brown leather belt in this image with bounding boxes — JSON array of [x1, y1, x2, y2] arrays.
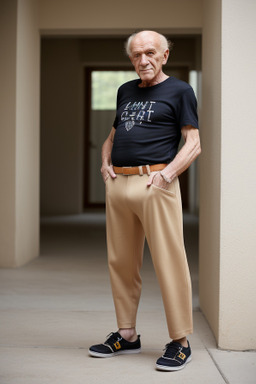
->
[[113, 163, 167, 175]]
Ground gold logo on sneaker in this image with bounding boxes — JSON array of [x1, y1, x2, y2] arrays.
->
[[178, 352, 186, 360], [114, 341, 121, 350]]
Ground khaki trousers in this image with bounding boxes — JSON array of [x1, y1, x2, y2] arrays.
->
[[105, 174, 193, 340]]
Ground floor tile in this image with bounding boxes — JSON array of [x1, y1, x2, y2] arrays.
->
[[209, 348, 256, 384]]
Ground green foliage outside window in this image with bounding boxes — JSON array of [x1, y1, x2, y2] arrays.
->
[[92, 71, 138, 110]]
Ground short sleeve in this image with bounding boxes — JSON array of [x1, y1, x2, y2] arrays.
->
[[113, 115, 118, 128], [113, 87, 121, 129], [177, 87, 199, 130]]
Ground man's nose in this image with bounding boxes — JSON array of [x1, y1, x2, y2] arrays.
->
[[140, 54, 148, 66]]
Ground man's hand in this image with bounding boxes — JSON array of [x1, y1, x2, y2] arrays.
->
[[101, 127, 116, 184], [147, 126, 201, 190], [147, 171, 170, 190], [101, 163, 116, 184]]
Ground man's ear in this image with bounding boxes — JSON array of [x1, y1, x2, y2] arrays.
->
[[163, 49, 169, 65]]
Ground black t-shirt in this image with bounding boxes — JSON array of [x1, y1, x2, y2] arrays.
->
[[111, 76, 199, 166]]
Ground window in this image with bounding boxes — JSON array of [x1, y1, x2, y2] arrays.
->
[[91, 70, 138, 110]]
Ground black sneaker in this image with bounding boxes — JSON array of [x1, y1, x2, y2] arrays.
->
[[156, 341, 192, 371], [89, 332, 141, 358]]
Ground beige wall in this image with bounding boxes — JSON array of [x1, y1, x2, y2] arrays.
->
[[219, 0, 256, 350], [15, 0, 40, 266], [199, 0, 222, 344], [0, 0, 17, 266], [0, 0, 40, 267], [200, 0, 256, 350], [38, 0, 203, 34]]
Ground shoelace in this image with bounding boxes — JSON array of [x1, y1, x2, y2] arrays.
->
[[163, 342, 181, 358]]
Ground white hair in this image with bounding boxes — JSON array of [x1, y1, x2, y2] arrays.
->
[[125, 31, 173, 56]]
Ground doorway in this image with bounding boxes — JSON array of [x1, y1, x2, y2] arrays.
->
[[84, 68, 138, 208]]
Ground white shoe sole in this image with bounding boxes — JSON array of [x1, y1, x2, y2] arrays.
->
[[156, 355, 192, 371], [89, 348, 141, 358]]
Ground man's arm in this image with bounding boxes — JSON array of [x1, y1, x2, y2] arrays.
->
[[147, 125, 201, 188], [101, 127, 117, 183]]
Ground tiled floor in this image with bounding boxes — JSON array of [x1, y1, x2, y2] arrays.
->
[[0, 213, 255, 384]]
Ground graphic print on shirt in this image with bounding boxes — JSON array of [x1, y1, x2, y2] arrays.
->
[[120, 101, 156, 131]]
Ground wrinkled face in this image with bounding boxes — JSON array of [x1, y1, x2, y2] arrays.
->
[[129, 32, 169, 85]]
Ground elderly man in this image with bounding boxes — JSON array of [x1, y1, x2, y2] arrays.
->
[[89, 30, 201, 371]]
